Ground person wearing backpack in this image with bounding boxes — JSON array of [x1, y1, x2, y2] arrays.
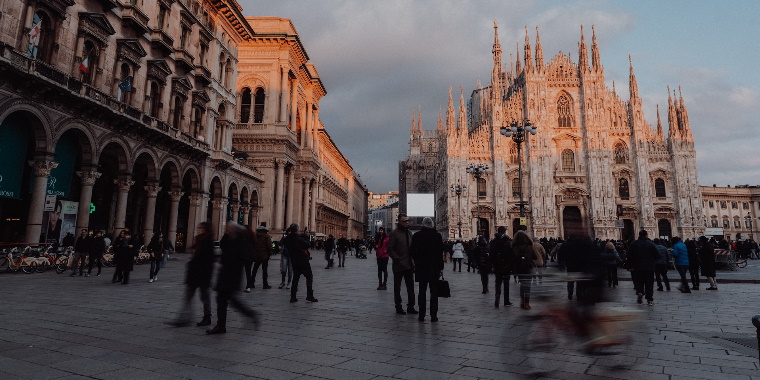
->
[[490, 227, 513, 307], [512, 231, 536, 310], [653, 238, 671, 292]]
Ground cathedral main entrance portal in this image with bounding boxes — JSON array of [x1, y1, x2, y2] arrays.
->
[[562, 206, 583, 238], [622, 219, 635, 241]]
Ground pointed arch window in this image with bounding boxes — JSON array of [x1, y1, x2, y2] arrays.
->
[[654, 178, 666, 198], [561, 149, 575, 172], [557, 93, 574, 128], [509, 145, 518, 164], [618, 178, 630, 199], [171, 95, 184, 130], [148, 81, 161, 118], [240, 87, 251, 123], [614, 143, 628, 164], [253, 87, 265, 123], [512, 177, 520, 197]]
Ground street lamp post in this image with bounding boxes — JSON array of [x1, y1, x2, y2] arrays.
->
[[450, 182, 466, 239], [500, 119, 537, 225], [466, 163, 490, 238]]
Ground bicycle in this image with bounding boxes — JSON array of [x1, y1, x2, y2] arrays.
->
[[38, 246, 70, 274], [0, 247, 38, 274]]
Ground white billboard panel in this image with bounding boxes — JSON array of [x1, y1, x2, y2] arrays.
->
[[406, 193, 434, 217]]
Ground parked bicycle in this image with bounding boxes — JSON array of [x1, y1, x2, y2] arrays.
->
[[0, 247, 38, 274]]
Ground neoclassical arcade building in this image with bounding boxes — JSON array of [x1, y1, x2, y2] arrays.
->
[[0, 0, 263, 247], [400, 23, 704, 241]]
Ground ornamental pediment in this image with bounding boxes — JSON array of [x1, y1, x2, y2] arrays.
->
[[116, 39, 147, 66], [171, 76, 192, 98], [192, 90, 211, 104], [147, 60, 172, 83], [78, 12, 116, 43], [552, 132, 581, 143]]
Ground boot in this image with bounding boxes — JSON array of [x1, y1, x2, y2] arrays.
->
[[395, 306, 407, 315], [196, 316, 212, 326], [407, 306, 419, 314], [205, 325, 226, 335]]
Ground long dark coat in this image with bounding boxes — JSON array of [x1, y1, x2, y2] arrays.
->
[[215, 231, 251, 293], [410, 227, 444, 282], [699, 244, 716, 277], [115, 236, 137, 272], [489, 233, 513, 275], [511, 231, 535, 275], [186, 232, 215, 288]]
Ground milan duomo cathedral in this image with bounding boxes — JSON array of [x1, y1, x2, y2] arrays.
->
[[399, 23, 705, 241]]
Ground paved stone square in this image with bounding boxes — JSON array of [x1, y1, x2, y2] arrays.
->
[[1, 252, 759, 380]]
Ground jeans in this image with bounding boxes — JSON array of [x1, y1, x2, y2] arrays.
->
[[176, 285, 211, 322], [675, 265, 690, 290], [418, 280, 439, 318], [150, 257, 162, 279], [452, 258, 462, 271], [377, 257, 389, 285], [291, 261, 314, 299], [87, 253, 102, 275], [338, 250, 346, 267], [689, 264, 700, 288], [632, 270, 655, 301], [70, 251, 87, 275], [518, 274, 532, 303], [393, 269, 415, 308], [280, 255, 293, 284], [494, 273, 511, 305], [655, 264, 670, 290], [607, 264, 618, 287], [252, 260, 269, 286]]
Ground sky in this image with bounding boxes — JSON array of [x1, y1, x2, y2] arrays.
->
[[239, 0, 760, 193]]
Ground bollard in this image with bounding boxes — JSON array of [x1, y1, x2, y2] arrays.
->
[[752, 315, 760, 365]]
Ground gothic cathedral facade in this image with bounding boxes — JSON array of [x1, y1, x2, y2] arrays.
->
[[399, 23, 705, 241]]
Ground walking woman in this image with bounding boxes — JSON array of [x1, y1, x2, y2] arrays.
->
[[698, 236, 718, 290], [148, 232, 172, 283], [169, 222, 214, 327], [451, 240, 464, 272], [512, 231, 536, 310], [375, 227, 389, 290]]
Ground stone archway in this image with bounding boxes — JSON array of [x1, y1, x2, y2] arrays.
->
[[562, 206, 583, 238]]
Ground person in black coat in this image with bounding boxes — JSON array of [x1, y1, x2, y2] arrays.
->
[[284, 223, 318, 303], [698, 236, 718, 290], [323, 235, 335, 269], [410, 217, 444, 322], [206, 222, 259, 335], [112, 230, 137, 285], [477, 235, 491, 294], [147, 231, 173, 283], [489, 226, 513, 307], [686, 239, 700, 290], [169, 222, 215, 328], [87, 230, 106, 276], [558, 234, 594, 301], [626, 230, 660, 305]]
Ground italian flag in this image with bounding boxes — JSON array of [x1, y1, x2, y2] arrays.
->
[[79, 52, 90, 73]]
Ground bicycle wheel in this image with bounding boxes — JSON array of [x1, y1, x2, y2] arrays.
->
[[737, 258, 748, 268], [22, 261, 37, 274], [55, 257, 68, 274], [36, 260, 49, 273], [0, 256, 8, 271]]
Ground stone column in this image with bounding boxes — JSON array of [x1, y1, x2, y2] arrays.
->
[[302, 178, 310, 228], [250, 206, 258, 228], [75, 170, 101, 233], [141, 184, 161, 245], [211, 199, 225, 240], [167, 189, 184, 246], [25, 160, 58, 243], [310, 180, 317, 232], [230, 203, 240, 223], [113, 178, 135, 237], [279, 66, 289, 123], [286, 166, 295, 228], [186, 194, 202, 247], [289, 78, 297, 132], [239, 205, 250, 227], [274, 159, 286, 231], [312, 108, 320, 154], [301, 102, 309, 148]]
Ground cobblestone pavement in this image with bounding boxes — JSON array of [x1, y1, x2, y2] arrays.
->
[[1, 251, 759, 380]]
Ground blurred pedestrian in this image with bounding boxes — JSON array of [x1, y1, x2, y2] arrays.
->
[[512, 231, 535, 310], [602, 241, 621, 288], [249, 226, 272, 290], [168, 222, 214, 327], [410, 217, 444, 322], [207, 222, 259, 334], [277, 226, 293, 289], [532, 237, 545, 283]]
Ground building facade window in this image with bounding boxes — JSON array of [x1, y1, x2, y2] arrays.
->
[[512, 177, 520, 197], [721, 201, 727, 209], [723, 219, 730, 228], [29, 11, 56, 63], [172, 95, 184, 130], [654, 178, 666, 197], [180, 27, 189, 49], [253, 87, 265, 123], [561, 149, 575, 172], [157, 6, 168, 30], [116, 62, 132, 103], [732, 201, 738, 209], [711, 218, 718, 228], [709, 201, 714, 208], [148, 81, 161, 118], [240, 87, 251, 123], [743, 202, 750, 210], [477, 177, 486, 198], [734, 217, 741, 228], [613, 142, 628, 164], [80, 40, 99, 85], [618, 178, 630, 199], [557, 93, 574, 128]]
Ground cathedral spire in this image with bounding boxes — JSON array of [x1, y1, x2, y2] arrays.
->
[[515, 43, 521, 74], [410, 107, 416, 137], [578, 25, 589, 72], [458, 86, 467, 133], [656, 104, 664, 139], [524, 26, 533, 72], [492, 20, 503, 90], [612, 81, 617, 97], [446, 86, 455, 135], [591, 25, 601, 72], [437, 105, 443, 132], [628, 55, 639, 100], [417, 105, 422, 132], [677, 86, 693, 140], [667, 86, 678, 138], [535, 26, 544, 71]]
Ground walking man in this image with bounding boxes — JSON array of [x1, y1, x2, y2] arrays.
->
[[87, 230, 106, 276], [70, 229, 90, 277], [169, 222, 215, 327], [284, 223, 318, 303], [387, 214, 418, 315], [671, 237, 691, 293], [250, 225, 273, 290], [626, 230, 660, 305], [410, 217, 444, 322], [337, 234, 349, 267], [490, 227, 513, 307]]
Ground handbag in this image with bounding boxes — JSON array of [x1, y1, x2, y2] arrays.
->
[[437, 273, 451, 298]]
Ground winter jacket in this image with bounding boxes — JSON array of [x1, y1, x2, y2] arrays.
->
[[626, 237, 660, 271], [671, 241, 689, 266], [387, 226, 413, 273], [410, 227, 444, 282]]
